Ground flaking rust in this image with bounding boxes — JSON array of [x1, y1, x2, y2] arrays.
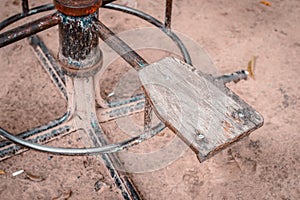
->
[[54, 0, 102, 16], [57, 13, 101, 72]]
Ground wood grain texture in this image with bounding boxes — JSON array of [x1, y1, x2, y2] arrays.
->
[[139, 57, 263, 162]]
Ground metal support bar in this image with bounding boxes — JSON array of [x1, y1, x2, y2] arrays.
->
[[216, 70, 249, 84], [92, 18, 148, 71], [0, 112, 71, 160], [0, 120, 165, 156], [22, 0, 30, 14], [88, 118, 142, 200], [0, 13, 60, 48], [165, 0, 173, 29], [0, 124, 73, 160], [97, 97, 145, 122], [91, 18, 154, 139]]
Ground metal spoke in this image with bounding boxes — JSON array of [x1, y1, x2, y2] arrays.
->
[[0, 13, 60, 48], [165, 0, 173, 29], [22, 0, 30, 14], [92, 18, 148, 71], [98, 97, 145, 122]]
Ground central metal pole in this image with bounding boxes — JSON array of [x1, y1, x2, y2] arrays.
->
[[54, 1, 141, 199], [57, 13, 102, 76]]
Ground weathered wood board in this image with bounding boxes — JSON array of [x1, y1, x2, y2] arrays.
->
[[139, 57, 263, 162]]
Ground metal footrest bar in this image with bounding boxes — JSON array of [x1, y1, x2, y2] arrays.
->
[[0, 113, 69, 149], [0, 120, 73, 161], [0, 121, 165, 157]]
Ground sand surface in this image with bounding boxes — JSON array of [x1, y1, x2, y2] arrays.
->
[[0, 0, 299, 199]]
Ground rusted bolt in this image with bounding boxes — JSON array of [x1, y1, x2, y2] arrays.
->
[[54, 0, 102, 16]]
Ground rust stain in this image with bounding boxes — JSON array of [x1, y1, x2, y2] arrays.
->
[[54, 0, 102, 16], [223, 121, 233, 133], [230, 111, 243, 124]]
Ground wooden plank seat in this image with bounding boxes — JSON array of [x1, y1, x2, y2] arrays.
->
[[139, 57, 263, 162]]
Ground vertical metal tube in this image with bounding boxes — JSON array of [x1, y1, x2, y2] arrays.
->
[[57, 13, 102, 77], [55, 3, 142, 198], [165, 0, 173, 29], [22, 0, 30, 14]]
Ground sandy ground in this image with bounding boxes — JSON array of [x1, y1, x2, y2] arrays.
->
[[0, 0, 299, 199]]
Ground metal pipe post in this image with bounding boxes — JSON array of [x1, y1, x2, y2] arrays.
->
[[165, 0, 173, 29], [22, 0, 30, 14]]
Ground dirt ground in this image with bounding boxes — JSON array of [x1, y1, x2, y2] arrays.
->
[[0, 0, 299, 199]]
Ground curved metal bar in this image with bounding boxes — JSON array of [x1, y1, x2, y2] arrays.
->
[[0, 4, 55, 31], [0, 1, 119, 47], [0, 124, 74, 160], [0, 122, 165, 156], [102, 3, 192, 65], [0, 1, 118, 32], [0, 112, 69, 148]]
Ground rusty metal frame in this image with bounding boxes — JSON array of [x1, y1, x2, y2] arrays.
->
[[0, 1, 257, 199], [0, 0, 251, 163], [0, 0, 193, 158], [0, 1, 187, 199]]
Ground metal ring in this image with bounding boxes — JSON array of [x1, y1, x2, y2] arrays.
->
[[0, 123, 165, 155], [0, 4, 55, 31]]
